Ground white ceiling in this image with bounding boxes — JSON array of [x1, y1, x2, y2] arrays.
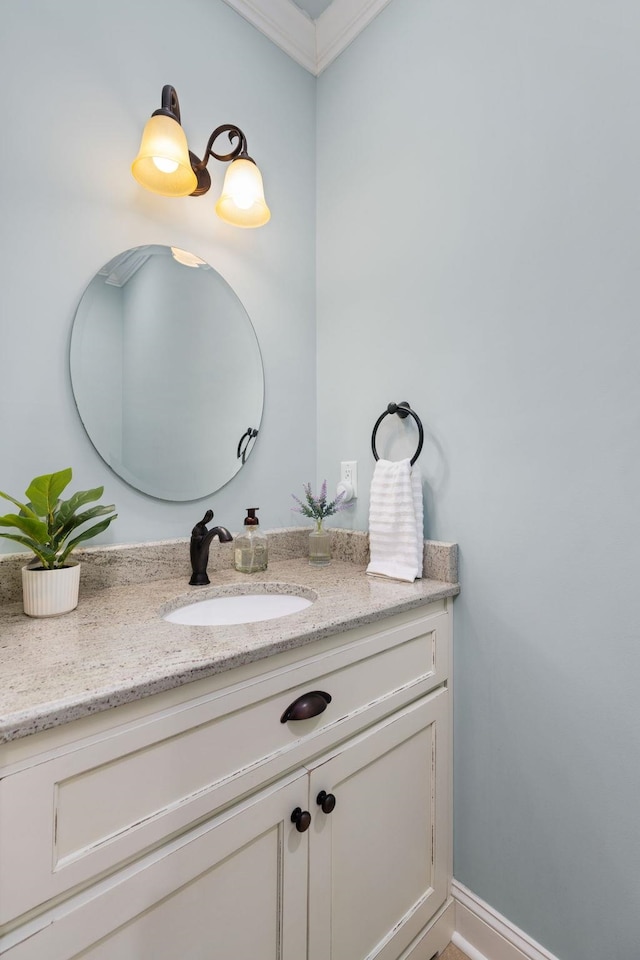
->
[[221, 0, 393, 75]]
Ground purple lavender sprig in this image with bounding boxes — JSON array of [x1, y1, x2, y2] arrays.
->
[[291, 480, 351, 526]]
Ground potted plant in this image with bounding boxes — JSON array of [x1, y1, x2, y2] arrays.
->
[[291, 480, 351, 565], [0, 467, 117, 617]]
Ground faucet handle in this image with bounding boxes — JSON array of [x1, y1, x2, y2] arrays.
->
[[192, 509, 214, 537]]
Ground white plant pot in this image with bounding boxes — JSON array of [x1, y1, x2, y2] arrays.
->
[[21, 561, 81, 618]]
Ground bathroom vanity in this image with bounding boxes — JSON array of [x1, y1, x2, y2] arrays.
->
[[0, 545, 458, 960]]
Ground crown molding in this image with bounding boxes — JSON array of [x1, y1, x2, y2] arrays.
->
[[222, 0, 317, 73], [221, 0, 392, 75], [315, 0, 392, 73]]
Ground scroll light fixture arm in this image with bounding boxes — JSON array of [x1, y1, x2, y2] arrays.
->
[[132, 84, 270, 227], [154, 85, 252, 196], [190, 123, 254, 196]]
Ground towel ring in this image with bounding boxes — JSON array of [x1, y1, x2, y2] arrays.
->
[[371, 402, 424, 466]]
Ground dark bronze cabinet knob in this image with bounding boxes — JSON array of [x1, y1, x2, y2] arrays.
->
[[280, 690, 332, 723], [291, 807, 312, 832], [316, 790, 336, 814]]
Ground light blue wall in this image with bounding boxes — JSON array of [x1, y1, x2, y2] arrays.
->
[[0, 0, 316, 545], [317, 1, 640, 958]]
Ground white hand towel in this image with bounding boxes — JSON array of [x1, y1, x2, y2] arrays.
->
[[366, 458, 424, 582]]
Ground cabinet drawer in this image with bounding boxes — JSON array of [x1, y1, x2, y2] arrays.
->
[[0, 607, 450, 925]]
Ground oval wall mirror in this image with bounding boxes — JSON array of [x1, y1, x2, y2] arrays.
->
[[70, 245, 264, 501]]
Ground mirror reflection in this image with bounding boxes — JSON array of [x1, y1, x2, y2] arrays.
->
[[70, 245, 264, 501]]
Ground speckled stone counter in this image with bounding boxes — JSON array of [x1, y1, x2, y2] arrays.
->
[[0, 531, 458, 743]]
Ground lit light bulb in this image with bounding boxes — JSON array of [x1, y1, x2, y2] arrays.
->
[[228, 163, 261, 209], [232, 186, 255, 210], [215, 158, 270, 228], [152, 156, 179, 174]]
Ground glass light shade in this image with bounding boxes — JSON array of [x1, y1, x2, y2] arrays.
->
[[215, 158, 271, 228], [131, 115, 197, 197]]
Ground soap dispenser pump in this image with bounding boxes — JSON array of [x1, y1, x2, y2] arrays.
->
[[234, 508, 268, 574]]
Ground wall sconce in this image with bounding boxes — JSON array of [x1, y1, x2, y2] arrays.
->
[[131, 85, 270, 228]]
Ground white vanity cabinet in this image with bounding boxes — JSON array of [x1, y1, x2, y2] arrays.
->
[[0, 600, 453, 960]]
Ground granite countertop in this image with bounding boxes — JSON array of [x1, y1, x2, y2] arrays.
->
[[0, 534, 459, 743]]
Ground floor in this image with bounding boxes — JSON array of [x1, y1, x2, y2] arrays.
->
[[440, 944, 470, 960]]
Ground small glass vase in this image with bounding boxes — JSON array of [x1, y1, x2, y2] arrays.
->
[[309, 523, 331, 566]]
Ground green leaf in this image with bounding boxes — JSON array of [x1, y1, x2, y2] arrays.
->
[[0, 532, 38, 549], [53, 504, 116, 548], [0, 490, 41, 522], [0, 512, 49, 541], [56, 487, 104, 523], [58, 514, 118, 564], [25, 468, 72, 517], [0, 533, 53, 567]]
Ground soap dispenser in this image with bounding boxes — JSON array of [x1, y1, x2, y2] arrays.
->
[[234, 508, 268, 573]]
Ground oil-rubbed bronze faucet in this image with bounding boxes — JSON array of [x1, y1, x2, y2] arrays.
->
[[189, 509, 233, 585]]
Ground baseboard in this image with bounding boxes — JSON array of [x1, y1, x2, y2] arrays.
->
[[451, 880, 560, 960], [400, 898, 455, 960]]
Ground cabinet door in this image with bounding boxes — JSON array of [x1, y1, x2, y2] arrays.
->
[[3, 773, 308, 960], [307, 689, 450, 960]]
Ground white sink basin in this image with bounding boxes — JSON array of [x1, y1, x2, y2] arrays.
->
[[164, 592, 313, 626]]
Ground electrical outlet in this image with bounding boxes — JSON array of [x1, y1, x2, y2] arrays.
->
[[340, 461, 358, 499]]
